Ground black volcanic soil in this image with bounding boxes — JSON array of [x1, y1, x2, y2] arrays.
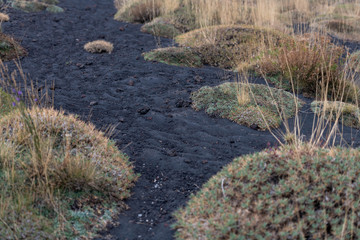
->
[[4, 0, 360, 239]]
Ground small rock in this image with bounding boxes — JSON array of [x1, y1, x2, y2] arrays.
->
[[136, 56, 140, 60], [137, 106, 150, 115], [146, 117, 153, 120], [49, 85, 56, 90], [166, 149, 177, 157], [250, 124, 259, 130], [175, 99, 191, 108], [37, 85, 45, 91], [90, 101, 98, 106], [184, 159, 191, 163], [76, 63, 84, 69], [202, 160, 208, 164], [119, 117, 125, 122], [81, 94, 86, 98], [128, 80, 134, 86], [119, 27, 125, 31], [116, 87, 124, 92]]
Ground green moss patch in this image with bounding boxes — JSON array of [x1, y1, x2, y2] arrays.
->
[[0, 108, 138, 239], [10, 0, 63, 13], [191, 82, 303, 131], [0, 33, 26, 61], [173, 145, 360, 239], [175, 25, 290, 70], [311, 100, 360, 129], [143, 47, 202, 68]]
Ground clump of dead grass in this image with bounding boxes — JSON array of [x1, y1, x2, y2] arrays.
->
[[0, 13, 9, 22], [142, 47, 202, 68], [191, 82, 303, 131], [257, 33, 357, 101], [114, 0, 161, 23], [84, 40, 114, 54]]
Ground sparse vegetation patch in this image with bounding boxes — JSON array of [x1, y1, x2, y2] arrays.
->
[[191, 82, 303, 131], [173, 145, 360, 239], [10, 0, 64, 13], [175, 25, 290, 71], [143, 47, 202, 68], [311, 100, 360, 129]]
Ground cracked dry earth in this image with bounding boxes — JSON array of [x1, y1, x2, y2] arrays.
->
[[4, 0, 360, 239]]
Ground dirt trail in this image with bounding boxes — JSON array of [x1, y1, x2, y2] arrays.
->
[[4, 1, 360, 239]]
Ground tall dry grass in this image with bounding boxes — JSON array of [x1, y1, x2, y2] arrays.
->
[[115, 0, 360, 32]]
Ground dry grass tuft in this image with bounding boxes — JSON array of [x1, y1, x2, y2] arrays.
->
[[84, 40, 114, 54], [257, 33, 352, 100], [114, 0, 161, 23], [0, 13, 9, 22]]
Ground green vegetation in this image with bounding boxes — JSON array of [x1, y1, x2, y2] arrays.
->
[[0, 107, 138, 239], [311, 101, 360, 129], [173, 145, 360, 239], [143, 47, 202, 68], [10, 0, 64, 13], [141, 17, 182, 38], [191, 82, 303, 131]]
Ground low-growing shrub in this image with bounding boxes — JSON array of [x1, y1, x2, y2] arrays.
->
[[143, 47, 202, 68], [311, 100, 360, 129], [10, 0, 63, 13], [191, 82, 303, 131], [0, 33, 27, 61], [176, 25, 291, 71], [141, 17, 182, 38], [114, 0, 161, 23], [173, 145, 360, 239], [0, 107, 138, 238], [84, 40, 114, 54]]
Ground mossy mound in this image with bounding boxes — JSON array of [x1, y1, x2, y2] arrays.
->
[[0, 108, 138, 239], [10, 0, 63, 13], [311, 101, 360, 129], [114, 0, 160, 23], [0, 33, 26, 61], [173, 145, 360, 239], [191, 82, 303, 131], [141, 17, 182, 38], [175, 25, 290, 70], [143, 47, 202, 68]]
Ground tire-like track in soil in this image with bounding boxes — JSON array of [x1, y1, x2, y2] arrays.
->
[[4, 0, 360, 239]]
